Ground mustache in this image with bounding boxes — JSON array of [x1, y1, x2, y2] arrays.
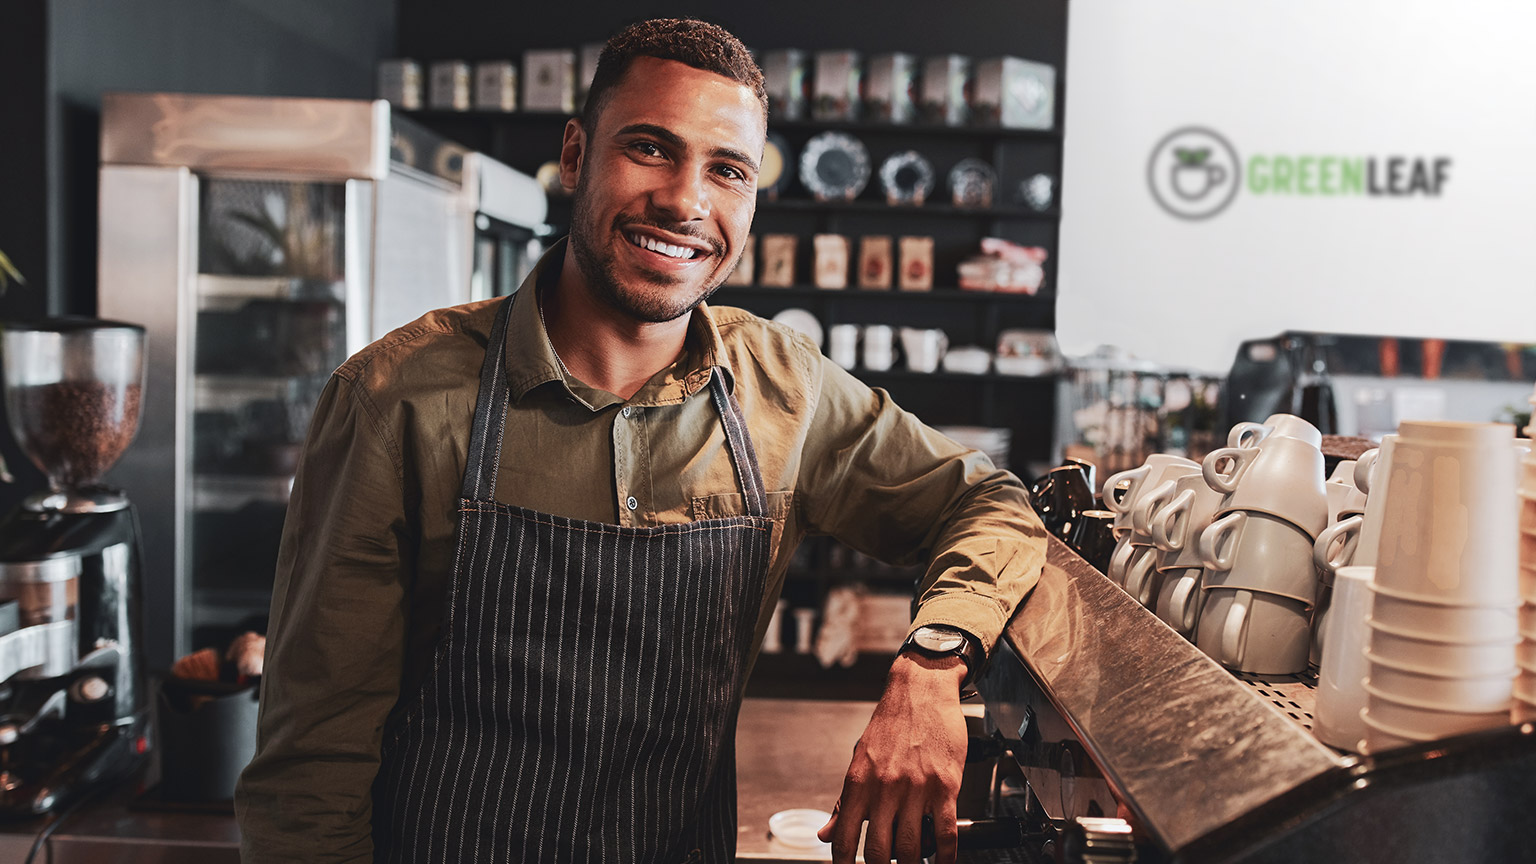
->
[[613, 216, 726, 258]]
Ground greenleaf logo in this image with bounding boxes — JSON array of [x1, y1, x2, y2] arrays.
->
[[1148, 128, 1241, 220]]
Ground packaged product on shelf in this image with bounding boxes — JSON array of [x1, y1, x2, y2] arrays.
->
[[898, 236, 934, 291], [957, 238, 1048, 294], [857, 236, 893, 290], [428, 61, 471, 112], [813, 234, 850, 289], [723, 234, 755, 286], [759, 234, 798, 287], [523, 49, 576, 113], [377, 59, 422, 110], [865, 53, 916, 124], [973, 56, 1056, 130], [473, 61, 517, 112], [812, 50, 862, 121], [761, 49, 808, 121], [920, 54, 970, 126], [577, 43, 604, 111]]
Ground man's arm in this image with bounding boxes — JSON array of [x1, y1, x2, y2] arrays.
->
[[235, 373, 411, 863], [797, 357, 1048, 864]]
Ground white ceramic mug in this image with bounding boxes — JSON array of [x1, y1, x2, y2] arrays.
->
[[1313, 515, 1364, 587], [1202, 436, 1328, 538], [899, 327, 948, 373], [1152, 473, 1223, 571], [1196, 587, 1312, 675], [1227, 414, 1323, 449], [1154, 568, 1203, 637], [1197, 510, 1319, 603], [1313, 565, 1375, 752], [862, 325, 895, 371], [828, 324, 860, 370], [1122, 546, 1163, 608], [1103, 454, 1200, 536]]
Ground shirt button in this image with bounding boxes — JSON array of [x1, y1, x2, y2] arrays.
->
[[626, 496, 638, 511], [622, 406, 633, 418]]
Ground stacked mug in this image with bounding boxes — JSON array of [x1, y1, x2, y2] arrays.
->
[[1142, 470, 1223, 637], [1307, 455, 1372, 667], [1517, 407, 1536, 724], [1360, 421, 1521, 752], [1102, 454, 1198, 597], [1193, 415, 1329, 675]]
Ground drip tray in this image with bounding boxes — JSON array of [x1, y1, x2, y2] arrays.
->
[[1232, 671, 1317, 734]]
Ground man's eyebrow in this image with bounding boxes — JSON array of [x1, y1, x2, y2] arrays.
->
[[613, 122, 760, 172]]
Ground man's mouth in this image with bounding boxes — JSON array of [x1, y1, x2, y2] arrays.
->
[[624, 230, 709, 261]]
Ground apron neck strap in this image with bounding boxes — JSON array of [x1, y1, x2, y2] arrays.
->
[[707, 370, 768, 519], [462, 294, 516, 502], [461, 296, 769, 519]]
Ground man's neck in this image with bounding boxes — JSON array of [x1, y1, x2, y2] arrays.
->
[[541, 247, 691, 401]]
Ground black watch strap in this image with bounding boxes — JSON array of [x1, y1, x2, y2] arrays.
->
[[901, 625, 984, 691]]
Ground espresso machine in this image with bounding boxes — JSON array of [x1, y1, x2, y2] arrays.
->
[[0, 318, 149, 816]]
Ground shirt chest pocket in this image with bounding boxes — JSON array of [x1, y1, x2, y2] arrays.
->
[[691, 490, 795, 553]]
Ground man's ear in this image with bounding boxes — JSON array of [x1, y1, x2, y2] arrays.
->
[[559, 118, 586, 194]]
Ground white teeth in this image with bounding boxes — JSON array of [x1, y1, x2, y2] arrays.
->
[[628, 233, 698, 260]]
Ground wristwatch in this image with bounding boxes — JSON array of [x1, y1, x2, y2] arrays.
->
[[899, 624, 983, 693]]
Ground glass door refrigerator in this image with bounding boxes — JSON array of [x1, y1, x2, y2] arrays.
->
[[96, 92, 547, 670]]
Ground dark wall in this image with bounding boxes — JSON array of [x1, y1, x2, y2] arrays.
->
[[397, 1, 1066, 68]]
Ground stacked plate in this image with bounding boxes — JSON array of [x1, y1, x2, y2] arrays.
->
[[1360, 421, 1521, 752]]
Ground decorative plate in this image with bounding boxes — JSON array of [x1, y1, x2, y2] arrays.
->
[[1020, 172, 1055, 211], [878, 151, 935, 206], [799, 132, 871, 201], [758, 133, 793, 198], [771, 307, 823, 347], [948, 158, 998, 208]]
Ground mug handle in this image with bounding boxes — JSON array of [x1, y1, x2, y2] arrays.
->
[[1107, 535, 1137, 587], [1131, 479, 1179, 537], [1167, 571, 1201, 634], [1354, 448, 1380, 495], [1313, 515, 1364, 581], [1221, 590, 1253, 667], [1123, 549, 1158, 608], [1151, 489, 1196, 552], [1102, 465, 1150, 514], [1202, 447, 1257, 495], [1227, 421, 1274, 449], [1198, 511, 1246, 572]]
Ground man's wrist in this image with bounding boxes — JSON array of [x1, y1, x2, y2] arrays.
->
[[899, 624, 984, 693], [890, 651, 967, 691]]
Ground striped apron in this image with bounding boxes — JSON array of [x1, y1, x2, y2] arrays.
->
[[373, 294, 773, 863]]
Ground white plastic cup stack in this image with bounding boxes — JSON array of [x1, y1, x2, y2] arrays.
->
[[1314, 565, 1376, 752], [1360, 421, 1521, 753]]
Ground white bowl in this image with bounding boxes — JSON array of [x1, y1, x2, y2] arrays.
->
[[768, 809, 833, 849]]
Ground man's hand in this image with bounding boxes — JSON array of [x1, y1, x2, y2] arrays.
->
[[817, 653, 968, 864]]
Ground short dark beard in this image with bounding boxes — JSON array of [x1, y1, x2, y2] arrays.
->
[[568, 169, 738, 323]]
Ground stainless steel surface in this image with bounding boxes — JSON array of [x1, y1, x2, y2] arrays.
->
[[98, 164, 199, 668], [101, 92, 390, 181], [981, 535, 1347, 854]]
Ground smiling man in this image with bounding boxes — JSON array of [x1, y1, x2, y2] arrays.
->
[[236, 18, 1045, 864]]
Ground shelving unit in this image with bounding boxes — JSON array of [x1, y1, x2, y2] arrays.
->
[[406, 69, 1066, 691]]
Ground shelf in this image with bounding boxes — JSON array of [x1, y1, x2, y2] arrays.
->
[[193, 475, 293, 511], [404, 108, 1060, 141], [542, 194, 1055, 221], [714, 284, 1051, 304], [856, 369, 1059, 384]]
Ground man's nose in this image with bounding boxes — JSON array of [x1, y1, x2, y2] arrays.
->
[[649, 166, 711, 223]]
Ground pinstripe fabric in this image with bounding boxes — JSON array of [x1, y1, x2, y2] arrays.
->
[[374, 296, 772, 863]]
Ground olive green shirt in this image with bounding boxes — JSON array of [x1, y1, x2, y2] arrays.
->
[[236, 243, 1047, 862]]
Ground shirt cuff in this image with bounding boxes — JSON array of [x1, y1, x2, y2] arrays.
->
[[908, 591, 1010, 657]]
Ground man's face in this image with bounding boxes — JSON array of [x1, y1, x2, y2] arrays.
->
[[562, 56, 765, 323]]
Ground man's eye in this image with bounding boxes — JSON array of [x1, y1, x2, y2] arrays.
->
[[632, 141, 663, 157], [717, 166, 746, 182]]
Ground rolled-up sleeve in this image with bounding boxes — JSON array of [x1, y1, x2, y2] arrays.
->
[[797, 356, 1047, 654], [236, 371, 411, 863]]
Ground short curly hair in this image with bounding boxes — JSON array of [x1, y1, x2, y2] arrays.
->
[[582, 18, 768, 132]]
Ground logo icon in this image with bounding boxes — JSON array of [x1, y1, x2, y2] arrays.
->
[[1148, 127, 1240, 220]]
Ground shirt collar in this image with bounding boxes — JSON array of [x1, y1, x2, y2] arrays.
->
[[502, 238, 735, 410]]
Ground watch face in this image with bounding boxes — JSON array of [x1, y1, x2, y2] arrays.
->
[[915, 626, 966, 653]]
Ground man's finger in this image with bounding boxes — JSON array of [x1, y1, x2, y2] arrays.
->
[[860, 796, 901, 864], [929, 797, 960, 864], [827, 790, 868, 864], [892, 798, 926, 864]]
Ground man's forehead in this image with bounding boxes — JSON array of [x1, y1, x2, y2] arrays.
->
[[603, 56, 765, 125]]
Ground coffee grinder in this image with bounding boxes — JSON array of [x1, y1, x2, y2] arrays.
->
[[0, 318, 149, 816]]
